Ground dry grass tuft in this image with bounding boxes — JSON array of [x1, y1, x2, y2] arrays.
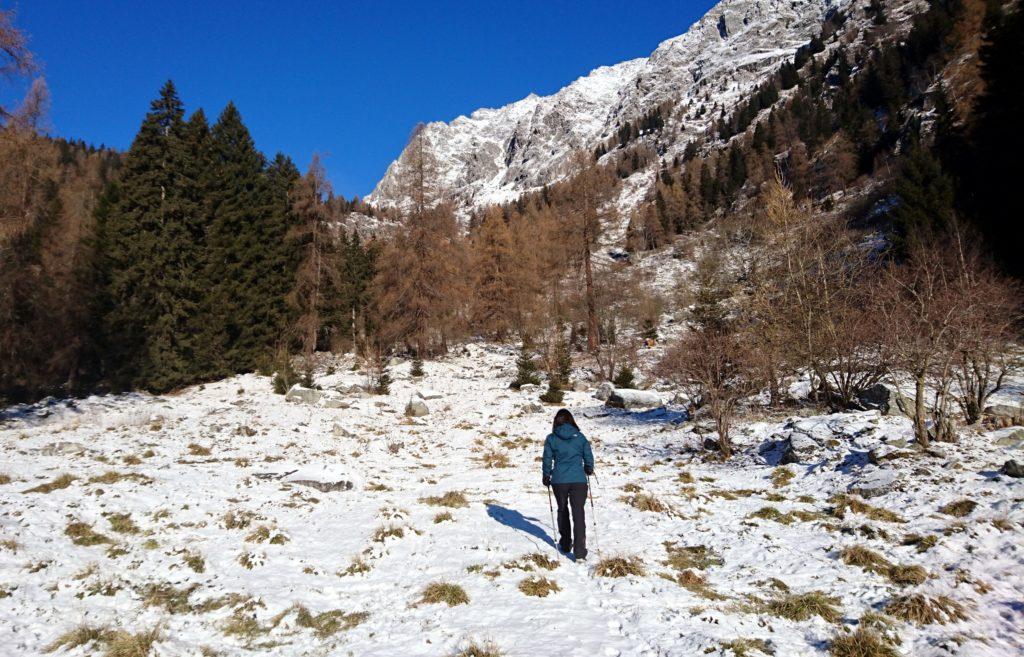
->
[[884, 593, 967, 625], [142, 582, 196, 614], [455, 640, 503, 657], [46, 625, 161, 657], [840, 545, 891, 574], [938, 499, 977, 517], [764, 591, 843, 623], [721, 638, 773, 656], [107, 513, 139, 534], [421, 491, 469, 508], [187, 443, 211, 456], [65, 521, 112, 546], [661, 569, 727, 600], [829, 495, 904, 523], [0, 473, 11, 485], [420, 581, 469, 606], [829, 627, 899, 657], [46, 625, 110, 652], [372, 524, 405, 542], [887, 564, 927, 586], [620, 492, 668, 513], [480, 450, 511, 468], [901, 534, 937, 552], [294, 605, 369, 638], [594, 555, 646, 578], [24, 474, 76, 494], [664, 543, 723, 571], [340, 555, 372, 576], [433, 511, 454, 523], [183, 551, 205, 573], [771, 467, 795, 488], [518, 576, 561, 597]]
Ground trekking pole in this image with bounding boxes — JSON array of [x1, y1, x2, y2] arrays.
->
[[586, 475, 598, 554], [546, 485, 557, 551]]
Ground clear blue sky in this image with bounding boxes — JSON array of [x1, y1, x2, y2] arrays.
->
[[4, 0, 717, 198]]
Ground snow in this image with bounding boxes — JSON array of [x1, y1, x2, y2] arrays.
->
[[2, 345, 1023, 656]]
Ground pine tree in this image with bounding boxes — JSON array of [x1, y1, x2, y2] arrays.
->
[[199, 102, 275, 375], [889, 135, 955, 254], [510, 340, 541, 389], [99, 81, 205, 391]]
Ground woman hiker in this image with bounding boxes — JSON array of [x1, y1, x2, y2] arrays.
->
[[542, 408, 595, 560]]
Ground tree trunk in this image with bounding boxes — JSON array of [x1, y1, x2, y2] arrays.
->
[[583, 236, 598, 354], [914, 372, 930, 449]]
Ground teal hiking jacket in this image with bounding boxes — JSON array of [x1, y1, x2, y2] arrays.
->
[[542, 424, 595, 484]]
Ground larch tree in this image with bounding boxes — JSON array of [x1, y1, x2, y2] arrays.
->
[[287, 155, 338, 373], [471, 206, 517, 339], [562, 151, 615, 353]]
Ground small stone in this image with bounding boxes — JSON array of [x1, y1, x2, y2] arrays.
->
[[285, 385, 323, 405]]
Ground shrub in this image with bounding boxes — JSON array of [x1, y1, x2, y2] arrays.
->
[[595, 555, 645, 578], [539, 381, 564, 404], [612, 366, 635, 388], [420, 582, 469, 606], [518, 576, 560, 597]]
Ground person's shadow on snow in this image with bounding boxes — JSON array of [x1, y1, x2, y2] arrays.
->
[[486, 503, 555, 548]]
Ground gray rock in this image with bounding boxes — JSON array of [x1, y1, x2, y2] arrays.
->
[[1001, 460, 1024, 478], [320, 393, 351, 409], [848, 466, 900, 499], [37, 441, 87, 456], [868, 444, 912, 465], [593, 382, 615, 401], [703, 436, 721, 452], [605, 388, 665, 410], [522, 402, 544, 414], [414, 389, 443, 400], [405, 398, 429, 417], [289, 479, 353, 492], [993, 428, 1024, 448], [857, 384, 892, 414], [285, 385, 323, 405], [331, 424, 357, 438], [985, 404, 1023, 420], [518, 383, 539, 394]]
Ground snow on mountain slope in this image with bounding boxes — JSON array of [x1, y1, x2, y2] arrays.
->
[[369, 0, 850, 210], [2, 346, 1023, 656]]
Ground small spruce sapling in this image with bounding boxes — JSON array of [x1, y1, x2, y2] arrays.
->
[[510, 343, 541, 389], [613, 366, 636, 389]]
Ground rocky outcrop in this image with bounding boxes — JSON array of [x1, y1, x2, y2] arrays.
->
[[605, 389, 666, 410]]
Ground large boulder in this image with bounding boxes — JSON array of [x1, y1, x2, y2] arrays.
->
[[405, 398, 429, 417], [605, 388, 665, 410], [985, 404, 1023, 421], [857, 384, 892, 414], [285, 385, 323, 405]]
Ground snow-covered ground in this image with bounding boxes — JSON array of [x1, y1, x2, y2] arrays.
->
[[1, 344, 1022, 656]]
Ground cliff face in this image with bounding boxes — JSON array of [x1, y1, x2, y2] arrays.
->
[[369, 0, 849, 211]]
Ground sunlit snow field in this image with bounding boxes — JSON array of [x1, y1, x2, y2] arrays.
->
[[1, 344, 1022, 656]]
